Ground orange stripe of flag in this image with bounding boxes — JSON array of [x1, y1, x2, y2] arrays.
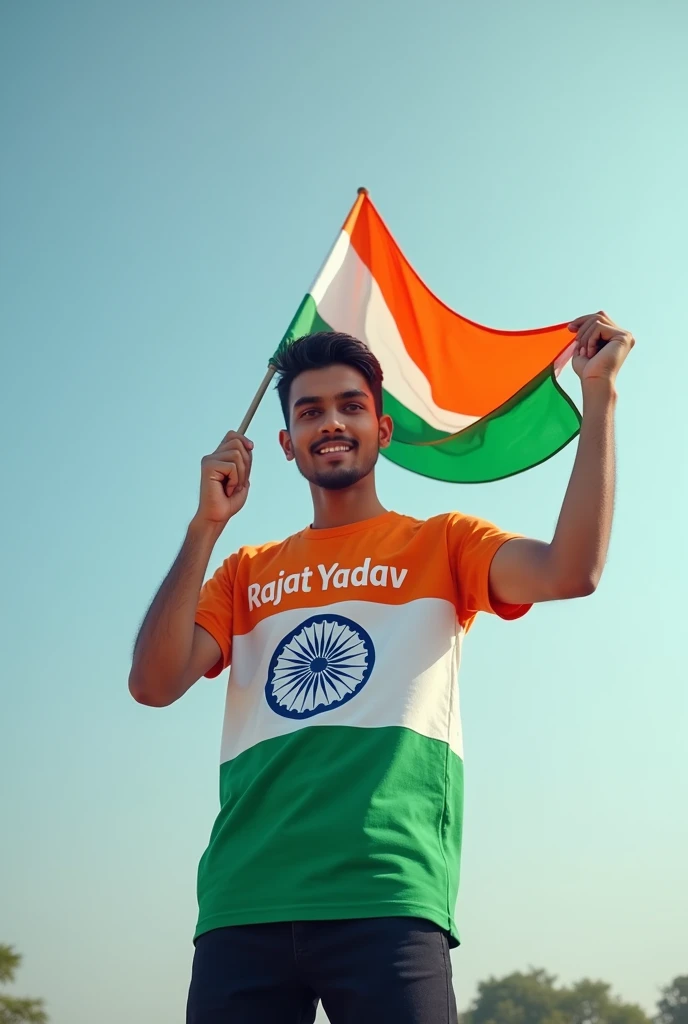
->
[[345, 195, 573, 418]]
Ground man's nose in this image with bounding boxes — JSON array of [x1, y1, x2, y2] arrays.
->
[[320, 411, 346, 433]]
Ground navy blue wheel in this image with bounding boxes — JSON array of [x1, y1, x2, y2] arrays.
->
[[265, 613, 375, 720]]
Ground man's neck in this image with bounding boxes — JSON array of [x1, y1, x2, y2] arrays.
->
[[309, 478, 388, 530]]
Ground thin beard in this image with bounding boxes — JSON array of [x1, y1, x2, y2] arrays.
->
[[295, 449, 379, 490]]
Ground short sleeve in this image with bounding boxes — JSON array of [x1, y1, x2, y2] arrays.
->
[[446, 513, 532, 629], [195, 553, 239, 678]]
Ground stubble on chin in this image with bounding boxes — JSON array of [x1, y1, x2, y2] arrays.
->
[[311, 467, 364, 490], [295, 449, 379, 491]]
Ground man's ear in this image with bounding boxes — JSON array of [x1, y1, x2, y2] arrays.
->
[[279, 428, 295, 461], [378, 413, 394, 450]]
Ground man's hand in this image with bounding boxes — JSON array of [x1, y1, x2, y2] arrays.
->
[[568, 311, 635, 385], [490, 311, 634, 608], [129, 429, 252, 707], [196, 430, 254, 526]]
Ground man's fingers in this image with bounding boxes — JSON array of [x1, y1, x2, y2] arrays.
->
[[570, 315, 599, 356], [207, 444, 250, 469], [589, 320, 620, 345], [216, 438, 253, 467], [568, 314, 595, 330], [571, 313, 620, 357], [218, 430, 254, 450], [215, 438, 253, 482], [211, 456, 244, 487], [568, 310, 614, 331], [212, 439, 252, 483], [202, 458, 240, 490], [202, 449, 247, 489], [577, 321, 602, 354]]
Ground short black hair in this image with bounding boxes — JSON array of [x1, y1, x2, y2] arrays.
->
[[272, 332, 384, 427]]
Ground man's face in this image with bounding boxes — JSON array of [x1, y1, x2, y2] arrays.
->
[[279, 364, 393, 490]]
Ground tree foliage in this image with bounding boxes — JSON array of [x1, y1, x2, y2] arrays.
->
[[0, 950, 21, 987], [0, 946, 47, 1024], [656, 978, 688, 1024], [463, 969, 652, 1024]]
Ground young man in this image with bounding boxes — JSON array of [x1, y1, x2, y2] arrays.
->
[[129, 311, 634, 1024]]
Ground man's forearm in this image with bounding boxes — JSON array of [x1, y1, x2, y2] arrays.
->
[[549, 379, 617, 594], [129, 517, 223, 702]]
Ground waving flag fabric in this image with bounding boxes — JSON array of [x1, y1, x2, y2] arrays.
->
[[274, 190, 580, 483]]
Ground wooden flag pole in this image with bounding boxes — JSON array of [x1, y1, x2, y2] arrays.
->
[[236, 186, 369, 436], [237, 365, 277, 435]]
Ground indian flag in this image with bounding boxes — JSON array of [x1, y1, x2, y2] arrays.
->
[[274, 189, 580, 484]]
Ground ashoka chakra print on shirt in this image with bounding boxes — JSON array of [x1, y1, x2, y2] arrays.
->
[[265, 613, 375, 720]]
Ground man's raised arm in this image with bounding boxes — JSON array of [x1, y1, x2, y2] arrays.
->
[[489, 311, 635, 607], [128, 431, 253, 707]]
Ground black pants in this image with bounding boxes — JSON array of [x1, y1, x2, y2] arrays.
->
[[187, 917, 458, 1024]]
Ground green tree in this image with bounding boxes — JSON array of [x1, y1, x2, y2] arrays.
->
[[559, 979, 650, 1024], [464, 969, 566, 1024], [0, 945, 47, 1024], [656, 977, 688, 1024], [463, 969, 651, 1024]]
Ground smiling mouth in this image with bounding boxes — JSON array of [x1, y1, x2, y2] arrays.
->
[[313, 442, 356, 456]]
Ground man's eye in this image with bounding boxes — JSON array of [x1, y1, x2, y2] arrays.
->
[[344, 404, 363, 412], [301, 409, 320, 418]]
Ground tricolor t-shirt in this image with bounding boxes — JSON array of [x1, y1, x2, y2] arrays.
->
[[193, 509, 529, 944]]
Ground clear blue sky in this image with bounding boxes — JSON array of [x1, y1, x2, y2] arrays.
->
[[1, 2, 686, 1022]]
